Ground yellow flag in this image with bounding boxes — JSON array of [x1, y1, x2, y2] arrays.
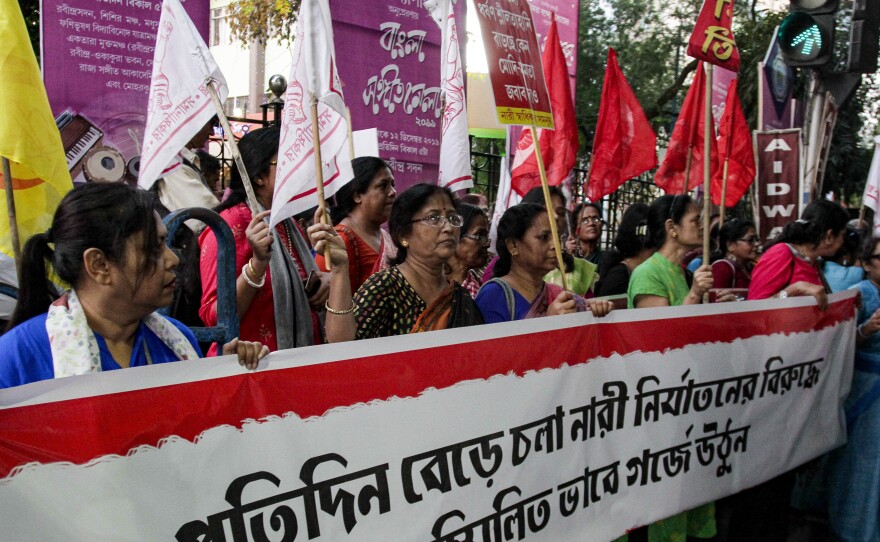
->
[[0, 0, 73, 258]]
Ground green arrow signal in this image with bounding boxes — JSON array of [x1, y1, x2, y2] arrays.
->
[[790, 24, 822, 56]]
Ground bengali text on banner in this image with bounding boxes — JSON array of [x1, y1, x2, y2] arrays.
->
[[0, 292, 856, 541]]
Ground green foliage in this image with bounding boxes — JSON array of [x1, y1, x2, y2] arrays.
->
[[227, 0, 300, 44], [19, 0, 41, 61]]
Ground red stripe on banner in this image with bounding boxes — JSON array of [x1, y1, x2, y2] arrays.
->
[[0, 298, 854, 478]]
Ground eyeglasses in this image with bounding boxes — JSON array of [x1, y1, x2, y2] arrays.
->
[[580, 217, 604, 225], [738, 236, 760, 245], [410, 213, 464, 228], [462, 233, 490, 245]]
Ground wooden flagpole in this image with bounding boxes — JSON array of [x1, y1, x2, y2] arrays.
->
[[346, 106, 355, 160], [702, 64, 714, 282], [530, 124, 568, 292], [1, 157, 21, 263], [310, 95, 333, 266], [720, 158, 729, 226], [207, 81, 260, 214]]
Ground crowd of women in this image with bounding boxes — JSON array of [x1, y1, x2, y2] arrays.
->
[[0, 125, 876, 541]]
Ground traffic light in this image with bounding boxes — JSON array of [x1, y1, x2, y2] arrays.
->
[[848, 0, 880, 72], [778, 0, 838, 67]]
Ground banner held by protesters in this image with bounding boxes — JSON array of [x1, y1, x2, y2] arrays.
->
[[0, 292, 858, 540]]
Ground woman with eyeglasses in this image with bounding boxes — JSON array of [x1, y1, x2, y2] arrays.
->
[[747, 199, 849, 307], [573, 202, 605, 266], [711, 218, 758, 290], [316, 157, 396, 293], [199, 127, 326, 353], [474, 203, 613, 323], [310, 183, 483, 342], [448, 202, 491, 298]]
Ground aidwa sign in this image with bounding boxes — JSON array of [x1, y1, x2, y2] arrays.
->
[[755, 129, 802, 241]]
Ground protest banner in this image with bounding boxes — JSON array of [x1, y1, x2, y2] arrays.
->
[[472, 0, 553, 128], [42, 0, 209, 184], [0, 293, 856, 541], [755, 129, 802, 241]]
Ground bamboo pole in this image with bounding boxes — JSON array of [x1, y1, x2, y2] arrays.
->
[[719, 158, 729, 226], [702, 64, 713, 303], [530, 124, 568, 292], [346, 106, 355, 160], [207, 81, 260, 214], [310, 96, 333, 266], [1, 158, 21, 263]]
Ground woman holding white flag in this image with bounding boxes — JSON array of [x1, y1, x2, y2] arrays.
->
[[0, 183, 267, 389], [315, 157, 396, 293], [199, 127, 327, 353]]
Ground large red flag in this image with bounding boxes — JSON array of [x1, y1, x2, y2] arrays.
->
[[586, 48, 657, 201], [509, 14, 578, 196], [654, 62, 718, 194], [712, 79, 755, 206], [687, 0, 740, 72]]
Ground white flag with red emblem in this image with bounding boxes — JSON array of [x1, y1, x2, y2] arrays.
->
[[425, 0, 472, 191], [138, 0, 227, 190], [272, 0, 353, 227], [864, 136, 880, 235]]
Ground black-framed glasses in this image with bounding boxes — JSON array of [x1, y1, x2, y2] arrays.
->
[[738, 236, 760, 245], [410, 214, 464, 228], [580, 216, 604, 225], [462, 233, 490, 245]]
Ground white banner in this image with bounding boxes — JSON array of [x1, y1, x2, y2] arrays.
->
[[272, 0, 353, 227], [138, 0, 227, 189], [0, 293, 856, 541]]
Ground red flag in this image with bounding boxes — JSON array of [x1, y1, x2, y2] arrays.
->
[[712, 79, 755, 206], [654, 62, 718, 194], [586, 48, 657, 201], [509, 14, 578, 197], [687, 0, 740, 72]]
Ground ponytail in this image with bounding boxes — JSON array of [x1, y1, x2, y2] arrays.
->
[[8, 232, 58, 330]]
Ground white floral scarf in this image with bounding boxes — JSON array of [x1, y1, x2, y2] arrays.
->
[[46, 290, 199, 378]]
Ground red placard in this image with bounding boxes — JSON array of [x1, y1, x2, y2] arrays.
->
[[755, 130, 802, 242], [473, 0, 554, 128]]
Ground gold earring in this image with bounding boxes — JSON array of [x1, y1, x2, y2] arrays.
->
[[402, 240, 409, 247], [671, 232, 678, 238]]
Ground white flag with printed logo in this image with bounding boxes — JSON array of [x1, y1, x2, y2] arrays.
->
[[272, 0, 353, 227], [425, 0, 472, 191], [863, 136, 880, 235], [138, 0, 227, 190]]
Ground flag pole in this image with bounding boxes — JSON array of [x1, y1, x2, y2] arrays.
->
[[1, 158, 21, 262], [310, 94, 334, 266], [530, 123, 568, 292], [346, 106, 355, 160], [702, 64, 713, 289], [207, 81, 261, 214], [720, 158, 729, 225]]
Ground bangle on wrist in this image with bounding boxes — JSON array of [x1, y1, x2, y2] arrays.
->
[[248, 258, 261, 280], [325, 300, 356, 315], [242, 263, 265, 289], [858, 324, 871, 339]]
